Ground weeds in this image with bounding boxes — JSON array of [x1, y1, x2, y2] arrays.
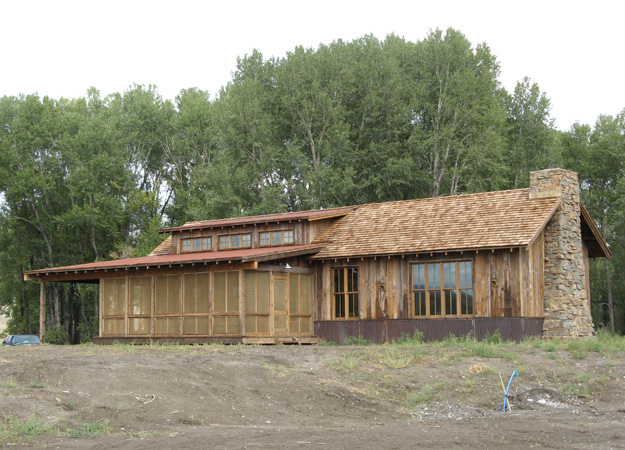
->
[[67, 419, 110, 439], [392, 330, 424, 346], [2, 376, 18, 389], [0, 414, 54, 445], [344, 336, 372, 346], [406, 385, 436, 406]]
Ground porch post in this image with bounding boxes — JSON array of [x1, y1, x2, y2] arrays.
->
[[39, 280, 46, 343]]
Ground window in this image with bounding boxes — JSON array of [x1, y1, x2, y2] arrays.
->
[[213, 272, 240, 334], [333, 267, 359, 319], [181, 237, 211, 253], [219, 233, 251, 250], [259, 230, 294, 247], [412, 261, 473, 317]]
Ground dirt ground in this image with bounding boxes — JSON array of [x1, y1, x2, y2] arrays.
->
[[1, 342, 624, 449]]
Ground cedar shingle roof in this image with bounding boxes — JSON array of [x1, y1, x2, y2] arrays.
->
[[311, 188, 561, 259], [148, 236, 172, 256]]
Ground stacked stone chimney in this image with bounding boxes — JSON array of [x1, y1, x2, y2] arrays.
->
[[529, 168, 594, 338]]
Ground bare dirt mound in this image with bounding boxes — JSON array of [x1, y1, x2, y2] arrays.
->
[[1, 343, 624, 449]]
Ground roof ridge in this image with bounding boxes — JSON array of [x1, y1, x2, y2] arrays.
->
[[174, 205, 356, 228], [345, 188, 530, 210]]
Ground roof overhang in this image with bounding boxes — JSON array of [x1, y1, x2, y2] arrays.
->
[[157, 207, 355, 234], [580, 203, 611, 259], [24, 244, 326, 283]]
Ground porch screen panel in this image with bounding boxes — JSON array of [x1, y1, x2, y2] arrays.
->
[[213, 272, 240, 335], [245, 272, 269, 335], [155, 275, 181, 336], [103, 278, 126, 317], [102, 278, 126, 336], [289, 274, 312, 334], [183, 273, 210, 335], [128, 277, 150, 335]]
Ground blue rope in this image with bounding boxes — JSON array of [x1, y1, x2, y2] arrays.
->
[[503, 371, 519, 412]]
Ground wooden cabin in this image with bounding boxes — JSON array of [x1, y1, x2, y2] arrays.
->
[[25, 169, 610, 343]]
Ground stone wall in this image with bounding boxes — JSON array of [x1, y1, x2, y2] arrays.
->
[[530, 169, 594, 338]]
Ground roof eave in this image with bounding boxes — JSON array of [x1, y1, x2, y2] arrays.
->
[[580, 203, 611, 259]]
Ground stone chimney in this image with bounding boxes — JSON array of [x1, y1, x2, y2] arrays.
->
[[530, 169, 594, 338]]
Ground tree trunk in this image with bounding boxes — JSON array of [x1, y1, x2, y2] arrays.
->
[[603, 259, 614, 332], [20, 266, 32, 334]]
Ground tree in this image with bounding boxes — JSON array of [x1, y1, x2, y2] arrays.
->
[[408, 28, 507, 197], [503, 77, 558, 188]]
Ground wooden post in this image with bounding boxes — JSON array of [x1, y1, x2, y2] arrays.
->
[[39, 280, 46, 343]]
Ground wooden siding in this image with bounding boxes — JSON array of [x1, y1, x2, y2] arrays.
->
[[319, 247, 544, 323], [172, 217, 342, 255]]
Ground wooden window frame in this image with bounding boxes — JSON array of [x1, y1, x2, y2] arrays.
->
[[181, 236, 212, 253], [411, 260, 474, 318], [332, 267, 359, 320], [218, 233, 252, 250], [259, 229, 295, 247]]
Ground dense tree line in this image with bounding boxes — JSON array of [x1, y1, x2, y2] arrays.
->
[[1, 29, 623, 341]]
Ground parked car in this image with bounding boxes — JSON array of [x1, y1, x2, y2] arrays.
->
[[2, 335, 40, 346]]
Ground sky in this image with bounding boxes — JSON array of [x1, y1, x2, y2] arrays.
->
[[1, 0, 623, 131]]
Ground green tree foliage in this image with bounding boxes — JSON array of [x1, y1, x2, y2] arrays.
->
[[0, 29, 622, 339], [503, 77, 559, 187]]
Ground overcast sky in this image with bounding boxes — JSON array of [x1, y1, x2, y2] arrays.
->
[[1, 0, 623, 131]]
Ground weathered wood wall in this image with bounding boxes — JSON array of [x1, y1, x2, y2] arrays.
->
[[316, 247, 544, 321]]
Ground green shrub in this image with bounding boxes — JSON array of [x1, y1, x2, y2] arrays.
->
[[344, 336, 371, 346], [482, 329, 503, 344], [393, 330, 424, 346], [45, 325, 69, 345]]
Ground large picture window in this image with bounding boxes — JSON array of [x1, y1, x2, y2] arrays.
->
[[333, 267, 359, 319], [412, 261, 473, 317]]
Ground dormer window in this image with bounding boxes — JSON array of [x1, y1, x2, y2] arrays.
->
[[181, 237, 211, 253], [259, 230, 294, 247], [219, 233, 252, 250]]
